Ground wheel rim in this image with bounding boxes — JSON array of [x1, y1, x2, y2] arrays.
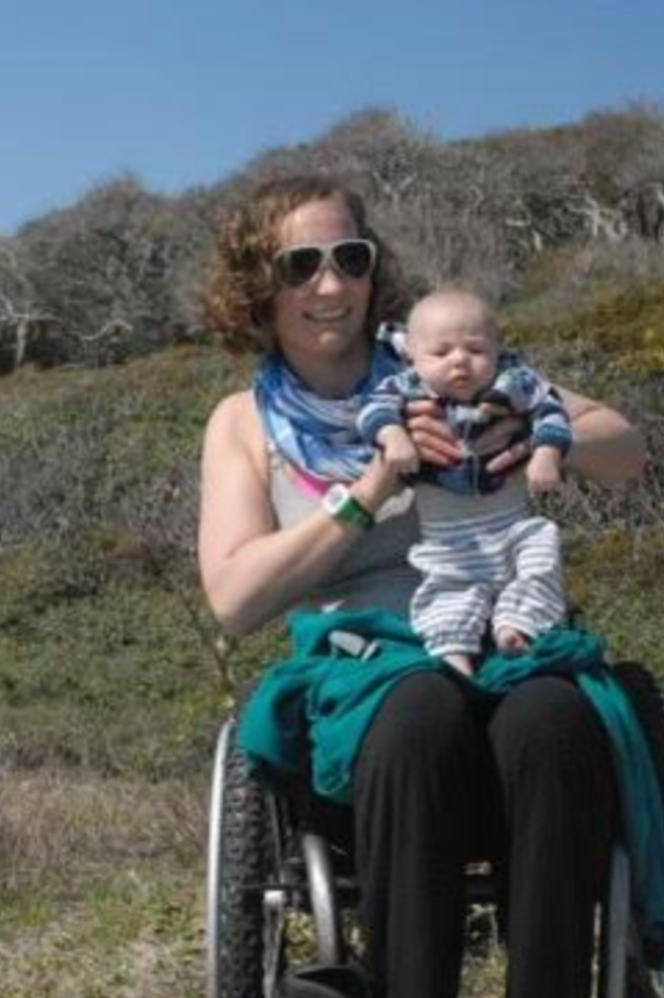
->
[[263, 888, 287, 998]]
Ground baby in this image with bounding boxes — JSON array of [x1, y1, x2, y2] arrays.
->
[[358, 286, 572, 676]]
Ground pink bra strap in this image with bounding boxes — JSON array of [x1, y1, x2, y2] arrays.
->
[[291, 462, 332, 498]]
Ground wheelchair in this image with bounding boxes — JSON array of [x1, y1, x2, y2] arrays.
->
[[206, 661, 664, 998]]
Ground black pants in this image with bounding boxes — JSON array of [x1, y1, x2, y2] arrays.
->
[[346, 671, 618, 998]]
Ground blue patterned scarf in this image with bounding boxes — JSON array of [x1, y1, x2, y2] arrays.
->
[[254, 343, 403, 481]]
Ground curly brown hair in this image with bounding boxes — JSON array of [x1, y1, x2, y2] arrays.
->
[[202, 174, 413, 354]]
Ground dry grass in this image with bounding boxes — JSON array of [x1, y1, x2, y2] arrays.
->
[[0, 767, 206, 890], [0, 882, 205, 998], [0, 767, 511, 998], [0, 768, 207, 998]]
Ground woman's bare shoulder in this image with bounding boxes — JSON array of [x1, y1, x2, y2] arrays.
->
[[206, 390, 261, 440], [203, 390, 267, 472], [207, 389, 256, 425]]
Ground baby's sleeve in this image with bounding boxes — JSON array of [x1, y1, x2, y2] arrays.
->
[[484, 364, 573, 455], [356, 373, 409, 444]]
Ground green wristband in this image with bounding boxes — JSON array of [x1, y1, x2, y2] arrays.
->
[[322, 484, 374, 530]]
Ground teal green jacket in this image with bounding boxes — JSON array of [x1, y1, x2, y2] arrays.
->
[[239, 608, 664, 970]]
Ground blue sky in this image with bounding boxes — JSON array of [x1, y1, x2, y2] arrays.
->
[[1, 0, 662, 234]]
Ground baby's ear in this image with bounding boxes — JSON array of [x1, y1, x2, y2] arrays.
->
[[377, 322, 410, 360]]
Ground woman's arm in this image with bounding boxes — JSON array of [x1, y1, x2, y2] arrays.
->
[[405, 390, 647, 486], [486, 388, 648, 483], [198, 392, 401, 636], [554, 387, 647, 484]]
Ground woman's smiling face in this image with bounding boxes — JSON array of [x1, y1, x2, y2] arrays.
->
[[271, 196, 373, 383]]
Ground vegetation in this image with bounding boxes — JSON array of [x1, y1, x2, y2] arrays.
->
[[0, 103, 663, 995], [2, 102, 664, 369], [0, 346, 287, 997]]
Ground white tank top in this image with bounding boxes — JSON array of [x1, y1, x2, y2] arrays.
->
[[268, 443, 420, 616]]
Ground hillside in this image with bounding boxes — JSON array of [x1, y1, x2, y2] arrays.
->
[[0, 105, 663, 996], [2, 103, 664, 371], [0, 346, 289, 997], [0, 291, 663, 995]]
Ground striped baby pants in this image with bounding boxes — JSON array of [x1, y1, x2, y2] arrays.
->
[[408, 508, 566, 658]]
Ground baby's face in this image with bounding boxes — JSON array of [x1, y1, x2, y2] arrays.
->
[[409, 295, 499, 401]]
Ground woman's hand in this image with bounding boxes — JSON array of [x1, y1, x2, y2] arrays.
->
[[404, 399, 463, 467], [405, 399, 530, 474], [476, 415, 532, 474]]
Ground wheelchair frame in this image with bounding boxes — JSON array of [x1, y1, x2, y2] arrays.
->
[[207, 661, 664, 998]]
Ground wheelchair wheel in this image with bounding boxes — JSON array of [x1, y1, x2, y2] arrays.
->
[[207, 717, 286, 998], [612, 661, 664, 998]]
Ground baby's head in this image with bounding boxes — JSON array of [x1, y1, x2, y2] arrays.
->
[[407, 285, 500, 401]]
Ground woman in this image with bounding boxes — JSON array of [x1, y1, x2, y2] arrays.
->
[[199, 174, 646, 998]]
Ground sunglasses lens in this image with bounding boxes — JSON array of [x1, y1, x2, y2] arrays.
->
[[333, 240, 375, 279], [274, 240, 376, 287], [276, 247, 323, 287]]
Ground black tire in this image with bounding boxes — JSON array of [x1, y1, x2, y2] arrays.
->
[[208, 718, 284, 998]]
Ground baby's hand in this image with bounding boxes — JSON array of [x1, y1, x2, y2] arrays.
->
[[527, 445, 565, 494], [377, 425, 420, 476]]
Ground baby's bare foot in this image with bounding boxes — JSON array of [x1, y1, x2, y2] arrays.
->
[[495, 627, 530, 655], [445, 652, 475, 676]]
